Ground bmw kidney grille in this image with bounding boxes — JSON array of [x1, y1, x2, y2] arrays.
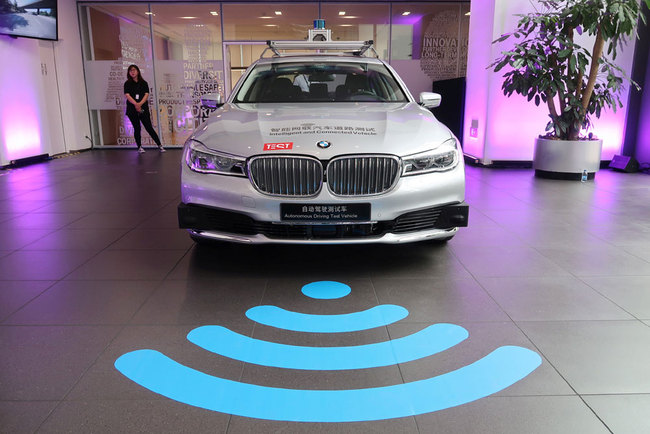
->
[[249, 156, 323, 197], [248, 155, 400, 197], [327, 155, 400, 196]]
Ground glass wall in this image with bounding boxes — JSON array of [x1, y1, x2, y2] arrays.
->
[[80, 3, 223, 148], [222, 3, 317, 40], [321, 3, 390, 60], [80, 3, 154, 148], [79, 2, 469, 148], [222, 3, 319, 91], [149, 4, 223, 146], [390, 3, 470, 96]]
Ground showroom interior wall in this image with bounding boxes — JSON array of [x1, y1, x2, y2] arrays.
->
[[463, 0, 641, 164], [1, 0, 647, 167], [0, 0, 91, 166]]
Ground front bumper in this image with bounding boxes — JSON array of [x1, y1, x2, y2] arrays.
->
[[178, 202, 469, 244], [180, 147, 467, 244]]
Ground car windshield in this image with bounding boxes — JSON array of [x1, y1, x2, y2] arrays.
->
[[233, 61, 409, 103]]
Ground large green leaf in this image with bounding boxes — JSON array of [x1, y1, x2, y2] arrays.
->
[[569, 55, 577, 73]]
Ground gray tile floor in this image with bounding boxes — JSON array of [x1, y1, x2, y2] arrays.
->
[[1, 150, 649, 433]]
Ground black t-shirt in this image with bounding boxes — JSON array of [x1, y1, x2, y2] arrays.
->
[[124, 79, 151, 116]]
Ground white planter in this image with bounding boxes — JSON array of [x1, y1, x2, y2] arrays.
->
[[533, 137, 603, 180]]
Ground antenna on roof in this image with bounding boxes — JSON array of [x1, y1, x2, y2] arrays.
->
[[261, 20, 378, 58], [309, 19, 331, 42], [264, 40, 377, 58]]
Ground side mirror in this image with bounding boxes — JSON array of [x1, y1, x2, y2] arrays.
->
[[200, 93, 223, 109], [419, 92, 442, 108]]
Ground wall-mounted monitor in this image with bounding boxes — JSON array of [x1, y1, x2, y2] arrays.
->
[[0, 0, 58, 41]]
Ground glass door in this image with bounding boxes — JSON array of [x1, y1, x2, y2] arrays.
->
[[79, 2, 154, 148], [223, 42, 267, 97]]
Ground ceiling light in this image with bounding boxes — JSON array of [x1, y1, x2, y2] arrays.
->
[[465, 12, 471, 16], [210, 11, 218, 16], [339, 11, 346, 16], [259, 16, 273, 19], [402, 11, 411, 16], [264, 24, 278, 27], [274, 11, 282, 16], [145, 12, 153, 15], [180, 16, 197, 19], [342, 16, 358, 19]]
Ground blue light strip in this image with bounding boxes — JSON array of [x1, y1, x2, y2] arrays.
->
[[114, 346, 542, 422], [187, 323, 469, 370], [245, 304, 408, 333]]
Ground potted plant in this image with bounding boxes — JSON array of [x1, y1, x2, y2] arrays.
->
[[490, 0, 649, 179]]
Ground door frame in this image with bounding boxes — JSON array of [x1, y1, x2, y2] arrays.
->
[[222, 41, 268, 98]]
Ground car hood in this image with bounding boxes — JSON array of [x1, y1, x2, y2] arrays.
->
[[191, 102, 455, 158]]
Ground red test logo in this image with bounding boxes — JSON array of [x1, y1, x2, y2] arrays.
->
[[264, 142, 293, 151]]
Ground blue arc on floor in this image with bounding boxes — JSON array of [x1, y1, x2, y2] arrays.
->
[[187, 323, 469, 370], [115, 280, 543, 421], [245, 304, 408, 333], [301, 281, 351, 299], [115, 346, 542, 422]]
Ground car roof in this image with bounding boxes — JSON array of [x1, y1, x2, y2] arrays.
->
[[254, 55, 387, 66]]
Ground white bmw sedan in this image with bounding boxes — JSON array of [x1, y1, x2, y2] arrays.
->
[[179, 41, 468, 244]]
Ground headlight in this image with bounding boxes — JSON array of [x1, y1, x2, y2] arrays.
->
[[185, 139, 246, 176], [402, 138, 459, 176]]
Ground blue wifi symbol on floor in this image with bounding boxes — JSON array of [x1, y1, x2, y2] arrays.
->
[[115, 281, 542, 422]]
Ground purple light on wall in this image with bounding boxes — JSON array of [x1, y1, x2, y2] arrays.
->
[[1, 126, 41, 160], [463, 1, 637, 162], [1, 95, 42, 160], [591, 120, 625, 160], [0, 36, 45, 163], [462, 0, 496, 160], [392, 14, 423, 27]]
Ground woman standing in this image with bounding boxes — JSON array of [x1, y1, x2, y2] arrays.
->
[[124, 64, 165, 153]]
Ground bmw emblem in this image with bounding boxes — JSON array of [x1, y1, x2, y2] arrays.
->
[[317, 140, 331, 149]]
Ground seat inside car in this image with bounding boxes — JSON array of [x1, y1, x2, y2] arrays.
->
[[309, 83, 329, 100], [262, 77, 302, 102], [345, 74, 371, 94], [335, 74, 371, 100]]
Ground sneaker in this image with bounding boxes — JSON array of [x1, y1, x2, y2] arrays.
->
[[158, 146, 166, 153], [137, 147, 146, 153]]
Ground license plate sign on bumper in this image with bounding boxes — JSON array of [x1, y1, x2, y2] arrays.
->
[[281, 203, 371, 222]]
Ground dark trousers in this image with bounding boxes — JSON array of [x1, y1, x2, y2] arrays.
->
[[127, 110, 162, 148]]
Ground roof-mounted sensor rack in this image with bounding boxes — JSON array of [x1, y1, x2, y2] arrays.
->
[[262, 40, 377, 58]]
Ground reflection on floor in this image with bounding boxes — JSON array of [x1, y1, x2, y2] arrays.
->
[[1, 150, 649, 433]]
